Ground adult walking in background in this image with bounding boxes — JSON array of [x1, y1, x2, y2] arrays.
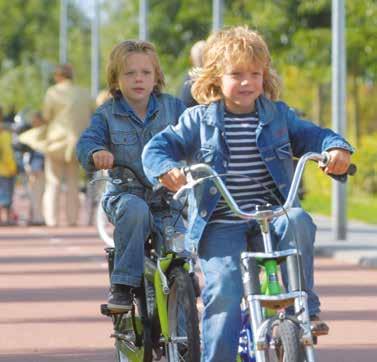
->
[[180, 40, 206, 108], [42, 64, 93, 226]]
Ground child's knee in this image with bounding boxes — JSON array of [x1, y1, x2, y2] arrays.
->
[[115, 194, 150, 224], [289, 208, 316, 233]]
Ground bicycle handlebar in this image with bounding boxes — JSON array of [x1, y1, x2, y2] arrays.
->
[[173, 152, 356, 221], [90, 164, 167, 195]]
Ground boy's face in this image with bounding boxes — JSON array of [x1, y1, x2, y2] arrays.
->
[[220, 61, 264, 114], [118, 52, 157, 106]]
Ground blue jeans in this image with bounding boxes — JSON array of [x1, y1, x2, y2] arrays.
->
[[103, 191, 185, 287], [198, 208, 319, 362], [103, 193, 152, 287]]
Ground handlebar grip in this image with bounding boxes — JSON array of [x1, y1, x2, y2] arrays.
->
[[328, 163, 357, 183], [347, 163, 357, 176]]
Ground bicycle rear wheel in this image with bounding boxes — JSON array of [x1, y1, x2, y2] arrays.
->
[[267, 319, 304, 362], [113, 294, 153, 362], [167, 267, 201, 361]]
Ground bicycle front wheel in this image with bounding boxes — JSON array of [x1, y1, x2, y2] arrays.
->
[[167, 267, 201, 361], [96, 202, 114, 247], [267, 319, 304, 362]]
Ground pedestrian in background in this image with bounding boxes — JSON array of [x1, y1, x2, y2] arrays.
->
[[95, 89, 112, 108], [41, 64, 93, 226], [0, 106, 18, 225], [19, 111, 46, 226], [180, 40, 206, 108]]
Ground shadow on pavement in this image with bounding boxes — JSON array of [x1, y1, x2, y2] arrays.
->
[[317, 347, 377, 362], [0, 268, 105, 276], [0, 316, 105, 325], [321, 310, 377, 321], [317, 284, 377, 297], [0, 255, 104, 264], [0, 286, 106, 303], [314, 264, 361, 272], [0, 231, 98, 241], [0, 349, 114, 362]]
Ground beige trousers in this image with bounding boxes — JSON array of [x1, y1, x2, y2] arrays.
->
[[43, 156, 80, 226]]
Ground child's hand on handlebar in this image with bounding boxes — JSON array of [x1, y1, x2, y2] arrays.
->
[[92, 150, 114, 170], [323, 149, 351, 175], [159, 168, 187, 192]]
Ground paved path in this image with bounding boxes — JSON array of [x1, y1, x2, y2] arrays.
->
[[1, 189, 376, 361], [1, 222, 377, 361], [0, 225, 114, 362]]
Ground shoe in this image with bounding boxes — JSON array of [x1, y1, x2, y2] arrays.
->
[[310, 315, 329, 336], [107, 284, 133, 312]]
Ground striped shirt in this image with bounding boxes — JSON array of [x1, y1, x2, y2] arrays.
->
[[209, 110, 277, 224]]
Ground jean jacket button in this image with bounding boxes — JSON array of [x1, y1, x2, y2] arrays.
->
[[209, 186, 217, 195], [200, 210, 207, 218]]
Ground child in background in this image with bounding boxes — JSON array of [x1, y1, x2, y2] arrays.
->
[[76, 40, 185, 312], [142, 26, 354, 361], [0, 106, 18, 225], [21, 111, 45, 226]]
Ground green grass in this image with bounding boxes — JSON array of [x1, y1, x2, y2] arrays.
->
[[302, 191, 377, 224], [301, 163, 377, 224]]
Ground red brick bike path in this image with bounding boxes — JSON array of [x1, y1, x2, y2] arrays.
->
[[0, 223, 376, 360]]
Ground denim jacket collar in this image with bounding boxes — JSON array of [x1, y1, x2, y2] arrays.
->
[[256, 96, 275, 126], [201, 100, 224, 130], [201, 95, 275, 130], [111, 92, 158, 121]]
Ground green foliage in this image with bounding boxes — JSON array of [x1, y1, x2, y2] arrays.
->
[[149, 0, 211, 93], [0, 0, 376, 206], [0, 63, 45, 110], [303, 132, 377, 198], [0, 0, 59, 66], [302, 132, 377, 223], [302, 189, 377, 224], [0, 0, 92, 112], [350, 133, 377, 194]]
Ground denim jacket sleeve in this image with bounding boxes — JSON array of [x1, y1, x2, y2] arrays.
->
[[142, 107, 199, 185], [282, 104, 354, 157], [76, 108, 110, 172]]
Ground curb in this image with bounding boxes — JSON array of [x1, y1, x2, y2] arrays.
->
[[315, 246, 377, 269]]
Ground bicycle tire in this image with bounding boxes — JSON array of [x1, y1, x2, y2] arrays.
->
[[113, 294, 153, 362], [135, 292, 154, 362], [167, 267, 201, 361], [267, 319, 304, 362]]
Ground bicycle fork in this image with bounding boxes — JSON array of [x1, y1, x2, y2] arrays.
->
[[240, 220, 316, 362]]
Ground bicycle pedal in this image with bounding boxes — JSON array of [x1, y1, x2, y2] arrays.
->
[[100, 303, 130, 316], [311, 323, 329, 337], [100, 303, 112, 316]]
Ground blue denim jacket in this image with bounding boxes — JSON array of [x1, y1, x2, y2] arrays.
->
[[76, 92, 186, 196], [142, 95, 354, 250]]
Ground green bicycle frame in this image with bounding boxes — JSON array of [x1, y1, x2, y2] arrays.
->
[[153, 253, 191, 340], [260, 259, 282, 317]]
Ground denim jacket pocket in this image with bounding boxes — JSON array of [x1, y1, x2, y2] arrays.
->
[[274, 142, 293, 159], [194, 146, 216, 164], [110, 130, 140, 162], [111, 131, 138, 145]]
